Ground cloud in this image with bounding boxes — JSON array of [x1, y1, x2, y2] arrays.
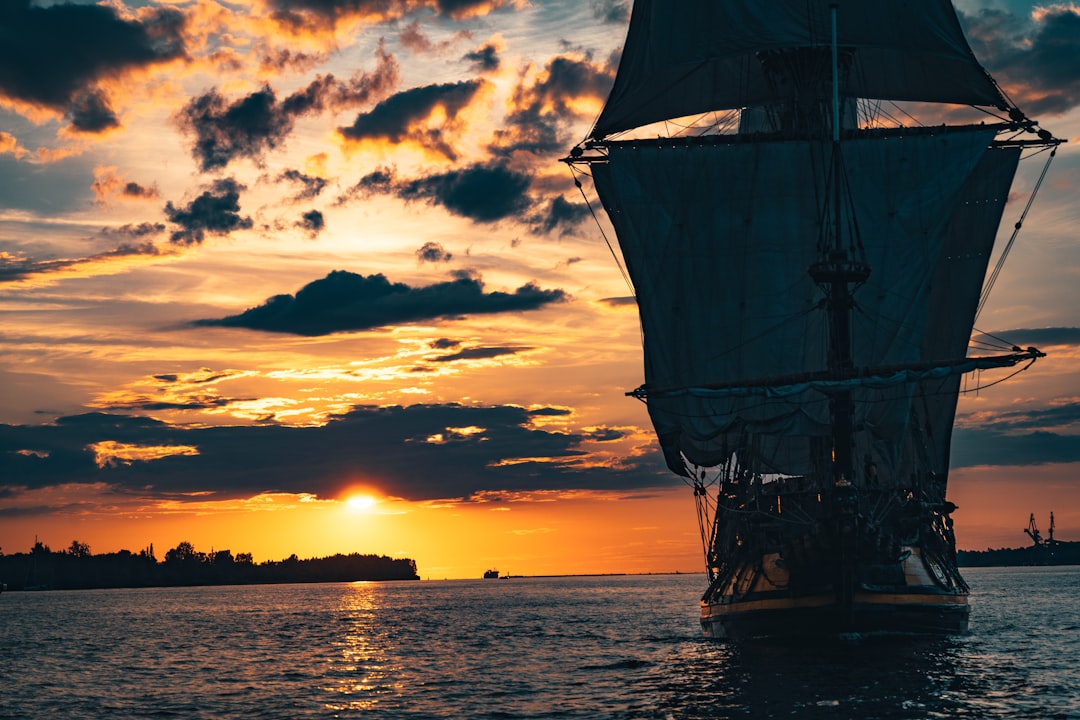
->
[[67, 89, 119, 134], [0, 242, 164, 285], [951, 396, 1080, 468], [266, 0, 523, 34], [335, 166, 396, 204], [961, 5, 1080, 116], [177, 44, 399, 171], [529, 195, 589, 235], [193, 268, 566, 335], [397, 162, 531, 222], [951, 427, 1080, 468], [598, 296, 635, 308], [973, 327, 1080, 349], [463, 40, 501, 72], [298, 209, 325, 236], [431, 346, 531, 362], [398, 20, 471, 54], [100, 223, 168, 240], [92, 167, 160, 205], [0, 1, 184, 124], [416, 241, 452, 263], [0, 404, 669, 502], [164, 178, 253, 245], [492, 53, 613, 156], [339, 162, 532, 222], [338, 79, 485, 159], [279, 169, 328, 200], [591, 0, 629, 24], [0, 132, 32, 161]]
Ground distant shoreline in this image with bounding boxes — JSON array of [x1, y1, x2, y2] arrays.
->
[[0, 546, 419, 592], [958, 541, 1080, 567]]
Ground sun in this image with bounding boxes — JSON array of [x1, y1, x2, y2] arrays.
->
[[345, 494, 377, 512]]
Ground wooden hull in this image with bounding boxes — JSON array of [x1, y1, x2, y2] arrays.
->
[[701, 589, 969, 640], [700, 546, 969, 639]]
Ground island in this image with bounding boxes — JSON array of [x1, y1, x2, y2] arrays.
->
[[0, 540, 419, 591]]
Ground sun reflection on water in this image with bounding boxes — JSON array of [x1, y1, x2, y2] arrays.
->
[[324, 582, 407, 713]]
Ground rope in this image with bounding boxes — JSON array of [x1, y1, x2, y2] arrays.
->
[[959, 357, 1038, 394], [976, 147, 1057, 320], [567, 163, 636, 299]]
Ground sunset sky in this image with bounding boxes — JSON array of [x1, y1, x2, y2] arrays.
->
[[1, 0, 1077, 580]]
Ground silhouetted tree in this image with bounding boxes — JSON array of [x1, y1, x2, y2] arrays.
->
[[68, 540, 91, 558]]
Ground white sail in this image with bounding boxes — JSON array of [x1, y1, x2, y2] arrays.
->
[[592, 0, 1007, 139]]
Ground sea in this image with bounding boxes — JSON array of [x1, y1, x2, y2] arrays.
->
[[1, 566, 1077, 719]]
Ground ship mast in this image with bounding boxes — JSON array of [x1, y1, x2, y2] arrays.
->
[[808, 4, 868, 487]]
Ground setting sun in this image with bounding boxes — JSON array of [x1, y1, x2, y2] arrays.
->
[[346, 495, 377, 512]]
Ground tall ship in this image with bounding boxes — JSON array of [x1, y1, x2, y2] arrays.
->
[[566, 0, 1060, 638]]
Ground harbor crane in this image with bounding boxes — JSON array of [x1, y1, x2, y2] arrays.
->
[[1025, 513, 1043, 547], [1025, 513, 1058, 548]]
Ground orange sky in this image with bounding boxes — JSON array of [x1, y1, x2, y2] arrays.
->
[[0, 0, 1078, 579]]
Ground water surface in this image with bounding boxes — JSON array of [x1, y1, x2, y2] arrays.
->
[[1, 567, 1077, 718]]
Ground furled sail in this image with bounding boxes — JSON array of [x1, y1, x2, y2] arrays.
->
[[591, 129, 1020, 477], [592, 0, 1007, 139]]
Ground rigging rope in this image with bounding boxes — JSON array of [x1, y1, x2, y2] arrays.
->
[[975, 147, 1057, 321], [567, 163, 636, 299]]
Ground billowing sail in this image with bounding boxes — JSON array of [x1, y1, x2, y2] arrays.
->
[[591, 129, 1020, 478], [592, 0, 1007, 139]]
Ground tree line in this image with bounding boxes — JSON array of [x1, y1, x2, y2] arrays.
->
[[0, 540, 419, 590], [957, 541, 1080, 567]]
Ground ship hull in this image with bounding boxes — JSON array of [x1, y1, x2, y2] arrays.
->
[[700, 589, 969, 640], [700, 546, 969, 640]]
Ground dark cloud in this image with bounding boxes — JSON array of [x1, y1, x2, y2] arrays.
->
[[0, 405, 672, 503], [280, 169, 328, 200], [587, 427, 626, 442], [67, 89, 119, 134], [430, 338, 461, 350], [493, 54, 613, 156], [335, 166, 395, 205], [98, 396, 237, 412], [164, 178, 253, 245], [339, 162, 532, 222], [176, 86, 288, 171], [973, 327, 1080, 349], [338, 80, 484, 159], [951, 428, 1080, 468], [122, 183, 160, 201], [258, 48, 327, 74], [951, 398, 1080, 468], [961, 7, 1080, 116], [100, 223, 166, 239], [416, 241, 452, 263], [599, 296, 635, 308], [266, 0, 519, 33], [398, 162, 531, 222], [0, 1, 184, 121], [526, 407, 572, 417], [178, 46, 398, 171], [0, 242, 161, 283], [591, 0, 629, 24], [193, 269, 566, 336], [529, 195, 589, 235], [298, 209, 325, 236], [464, 42, 500, 72], [431, 346, 530, 362], [398, 20, 471, 54]]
